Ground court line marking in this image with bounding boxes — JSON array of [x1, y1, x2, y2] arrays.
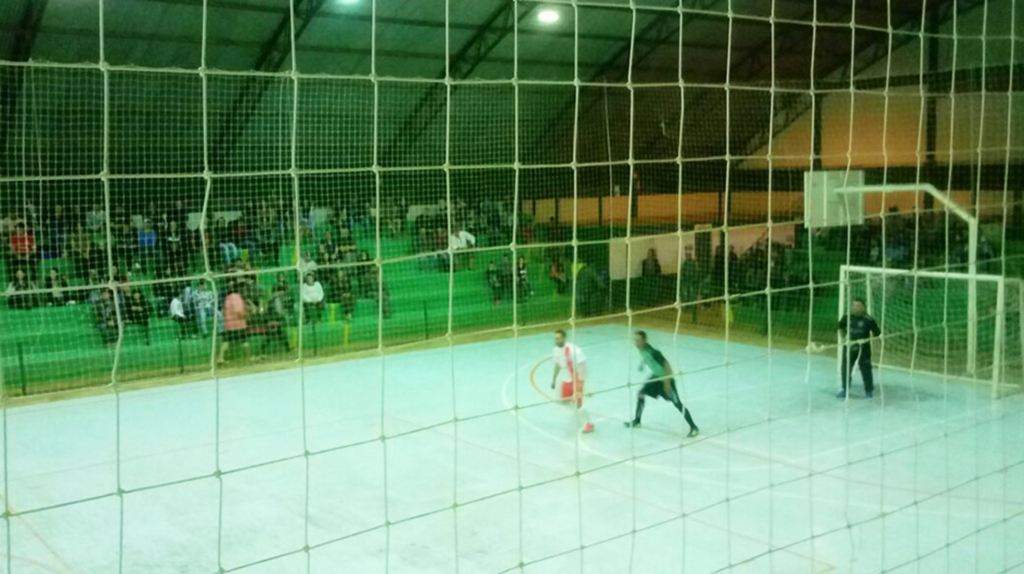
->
[[502, 358, 834, 571]]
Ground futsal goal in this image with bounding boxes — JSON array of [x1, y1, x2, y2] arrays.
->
[[839, 265, 1024, 398]]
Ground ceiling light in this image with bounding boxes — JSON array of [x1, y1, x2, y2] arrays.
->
[[339, 0, 359, 4], [537, 8, 560, 24]]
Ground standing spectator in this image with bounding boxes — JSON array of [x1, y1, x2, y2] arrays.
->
[[44, 204, 68, 258], [575, 261, 606, 317], [486, 262, 504, 305], [169, 291, 190, 339], [69, 224, 94, 279], [641, 248, 662, 277], [45, 268, 74, 306], [516, 256, 531, 301], [301, 273, 325, 323], [193, 281, 216, 337], [137, 220, 158, 274], [548, 258, 569, 295], [165, 220, 184, 275], [8, 222, 38, 281], [126, 289, 152, 345], [500, 254, 513, 301], [680, 252, 699, 303], [218, 283, 252, 365], [255, 211, 278, 267], [355, 250, 373, 297], [94, 288, 119, 346], [5, 268, 37, 309], [641, 248, 662, 305], [112, 219, 135, 273]]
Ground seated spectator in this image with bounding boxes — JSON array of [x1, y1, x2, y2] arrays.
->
[[94, 288, 118, 346], [192, 281, 216, 337], [86, 269, 104, 303], [301, 273, 325, 323], [270, 277, 293, 322], [169, 292, 190, 339], [153, 268, 177, 312], [5, 268, 37, 310], [548, 259, 568, 295], [299, 251, 318, 276], [218, 283, 252, 365], [216, 219, 239, 268], [336, 227, 357, 263], [641, 249, 662, 277], [8, 222, 38, 281], [45, 268, 74, 306], [137, 220, 158, 274], [449, 225, 476, 271], [317, 242, 335, 268], [486, 262, 503, 305], [331, 269, 356, 321], [86, 203, 105, 232], [126, 289, 152, 345]]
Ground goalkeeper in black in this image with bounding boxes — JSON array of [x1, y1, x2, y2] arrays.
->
[[837, 297, 881, 399]]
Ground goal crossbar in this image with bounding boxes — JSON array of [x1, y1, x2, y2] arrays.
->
[[836, 184, 980, 373]]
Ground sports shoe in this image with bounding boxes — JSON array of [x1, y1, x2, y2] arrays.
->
[[582, 422, 594, 433], [687, 428, 699, 438], [624, 421, 641, 428], [836, 390, 848, 399], [865, 391, 873, 398]]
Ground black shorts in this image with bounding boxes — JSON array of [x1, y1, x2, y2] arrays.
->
[[223, 329, 248, 343], [640, 378, 677, 401]]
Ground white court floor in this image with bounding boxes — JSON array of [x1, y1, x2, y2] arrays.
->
[[1, 325, 1023, 574]]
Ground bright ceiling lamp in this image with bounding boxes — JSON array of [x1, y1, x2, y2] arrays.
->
[[338, 0, 359, 4], [537, 8, 560, 24]]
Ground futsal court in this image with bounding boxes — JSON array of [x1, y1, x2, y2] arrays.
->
[[4, 325, 1022, 573]]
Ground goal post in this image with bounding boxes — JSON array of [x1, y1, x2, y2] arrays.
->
[[839, 264, 1023, 398], [834, 183, 981, 374]]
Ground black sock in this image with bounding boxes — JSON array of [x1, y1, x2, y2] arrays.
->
[[683, 408, 697, 431], [670, 392, 698, 431], [633, 396, 645, 424]]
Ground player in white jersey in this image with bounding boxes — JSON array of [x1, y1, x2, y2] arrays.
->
[[551, 329, 594, 433]]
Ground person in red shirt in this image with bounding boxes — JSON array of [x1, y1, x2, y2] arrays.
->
[[8, 222, 37, 280], [217, 281, 252, 365]]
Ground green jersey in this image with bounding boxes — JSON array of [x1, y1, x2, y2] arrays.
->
[[639, 345, 669, 379]]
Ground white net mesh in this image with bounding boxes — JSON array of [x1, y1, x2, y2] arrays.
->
[[0, 0, 1022, 572]]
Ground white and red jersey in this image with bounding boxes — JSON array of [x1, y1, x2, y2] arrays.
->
[[552, 343, 587, 383]]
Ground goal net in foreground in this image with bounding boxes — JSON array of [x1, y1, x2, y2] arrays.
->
[[840, 265, 1024, 398]]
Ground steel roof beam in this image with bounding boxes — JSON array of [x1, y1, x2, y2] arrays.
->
[[0, 0, 50, 175]]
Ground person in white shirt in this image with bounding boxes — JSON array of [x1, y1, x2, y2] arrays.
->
[[301, 273, 325, 323], [169, 294, 189, 339], [193, 281, 216, 336], [448, 226, 477, 271], [550, 329, 594, 434]]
